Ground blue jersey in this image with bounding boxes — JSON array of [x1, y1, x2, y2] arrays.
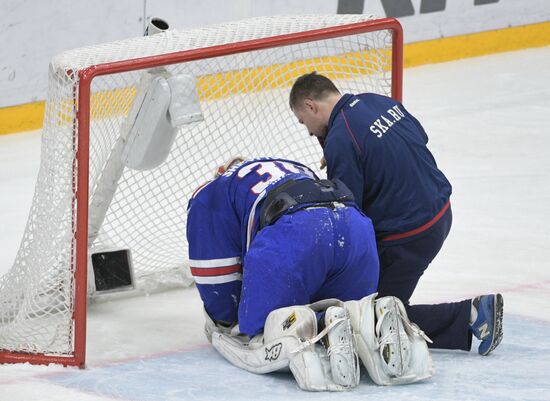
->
[[324, 93, 452, 239], [186, 158, 317, 324]]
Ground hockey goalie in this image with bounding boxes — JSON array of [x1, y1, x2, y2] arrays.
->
[[186, 157, 433, 391]]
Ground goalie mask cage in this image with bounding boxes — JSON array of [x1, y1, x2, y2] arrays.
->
[[0, 15, 402, 367]]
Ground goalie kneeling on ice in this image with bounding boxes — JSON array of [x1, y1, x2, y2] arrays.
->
[[209, 295, 433, 392], [122, 73, 204, 171]]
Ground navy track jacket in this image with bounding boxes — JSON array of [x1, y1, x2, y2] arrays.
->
[[323, 93, 452, 239]]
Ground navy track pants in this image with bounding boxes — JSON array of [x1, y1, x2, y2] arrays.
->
[[377, 207, 473, 351]]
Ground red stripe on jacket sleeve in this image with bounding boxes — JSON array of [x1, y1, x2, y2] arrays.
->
[[190, 264, 242, 277]]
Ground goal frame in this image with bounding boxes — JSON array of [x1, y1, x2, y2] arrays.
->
[[0, 17, 403, 368]]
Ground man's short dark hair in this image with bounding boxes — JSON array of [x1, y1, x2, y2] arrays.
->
[[289, 72, 340, 110]]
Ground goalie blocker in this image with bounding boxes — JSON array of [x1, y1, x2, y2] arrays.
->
[[207, 294, 433, 391]]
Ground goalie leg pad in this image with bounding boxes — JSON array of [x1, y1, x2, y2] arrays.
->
[[211, 305, 316, 375], [211, 305, 354, 391], [324, 305, 361, 388], [303, 299, 360, 388], [374, 296, 412, 377], [211, 330, 298, 374], [345, 294, 434, 385]]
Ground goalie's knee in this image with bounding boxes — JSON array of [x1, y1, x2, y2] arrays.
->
[[210, 305, 318, 376], [269, 304, 359, 391], [263, 305, 317, 343]]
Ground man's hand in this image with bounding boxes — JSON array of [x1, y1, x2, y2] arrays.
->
[[214, 156, 246, 178], [320, 156, 327, 170]]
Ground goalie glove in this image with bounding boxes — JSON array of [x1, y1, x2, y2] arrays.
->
[[203, 308, 238, 343]]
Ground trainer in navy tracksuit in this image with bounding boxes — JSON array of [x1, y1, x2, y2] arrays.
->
[[323, 92, 472, 351]]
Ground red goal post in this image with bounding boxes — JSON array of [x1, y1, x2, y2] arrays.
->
[[0, 15, 403, 368]]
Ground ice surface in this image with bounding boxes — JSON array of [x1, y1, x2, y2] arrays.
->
[[29, 317, 550, 401], [1, 46, 550, 400]]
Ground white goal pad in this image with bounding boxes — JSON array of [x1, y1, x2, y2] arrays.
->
[[345, 294, 434, 385], [211, 304, 356, 392]]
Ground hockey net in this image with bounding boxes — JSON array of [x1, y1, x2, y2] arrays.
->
[[0, 15, 402, 366]]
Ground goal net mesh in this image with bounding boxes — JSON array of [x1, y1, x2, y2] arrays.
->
[[0, 15, 395, 357]]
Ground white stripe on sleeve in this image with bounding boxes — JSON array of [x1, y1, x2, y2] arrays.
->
[[193, 272, 242, 285], [189, 256, 242, 268]]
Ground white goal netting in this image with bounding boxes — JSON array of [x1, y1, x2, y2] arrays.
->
[[0, 15, 397, 359]]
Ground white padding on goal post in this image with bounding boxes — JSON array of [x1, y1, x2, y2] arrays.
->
[[122, 73, 203, 171], [168, 74, 204, 126]]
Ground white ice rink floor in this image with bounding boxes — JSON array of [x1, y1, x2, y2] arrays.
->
[[1, 46, 550, 401]]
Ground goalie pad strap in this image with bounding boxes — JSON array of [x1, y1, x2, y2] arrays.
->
[[291, 317, 347, 354]]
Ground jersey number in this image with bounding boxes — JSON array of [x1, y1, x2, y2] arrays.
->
[[237, 161, 312, 194]]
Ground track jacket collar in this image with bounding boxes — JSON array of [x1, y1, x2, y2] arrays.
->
[[328, 93, 354, 131]]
